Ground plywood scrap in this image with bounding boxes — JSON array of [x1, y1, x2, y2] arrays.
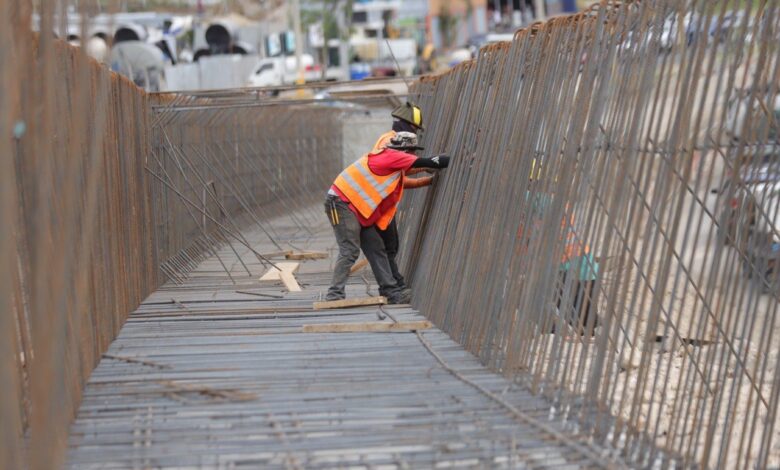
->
[[302, 320, 432, 333], [279, 270, 301, 292], [313, 296, 387, 310], [259, 262, 300, 280], [260, 262, 301, 292], [285, 251, 328, 260]]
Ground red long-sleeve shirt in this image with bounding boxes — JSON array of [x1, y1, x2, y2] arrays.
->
[[330, 148, 432, 227]]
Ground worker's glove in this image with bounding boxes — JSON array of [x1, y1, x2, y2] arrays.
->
[[411, 154, 451, 170], [430, 154, 450, 168]]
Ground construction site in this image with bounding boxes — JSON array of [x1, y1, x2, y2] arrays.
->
[[4, 0, 780, 468]]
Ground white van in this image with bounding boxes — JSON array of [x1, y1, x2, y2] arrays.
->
[[247, 54, 321, 87]]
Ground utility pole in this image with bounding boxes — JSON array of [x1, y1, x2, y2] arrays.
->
[[336, 0, 349, 81], [292, 0, 304, 85], [533, 0, 546, 21], [320, 0, 327, 81]]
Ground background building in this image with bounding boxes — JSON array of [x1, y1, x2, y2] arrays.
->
[[428, 0, 488, 49]]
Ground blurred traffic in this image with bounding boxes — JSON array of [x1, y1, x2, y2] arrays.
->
[[35, 0, 589, 92], [715, 90, 780, 293]]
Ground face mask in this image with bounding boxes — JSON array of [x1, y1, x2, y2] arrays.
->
[[392, 119, 417, 134]]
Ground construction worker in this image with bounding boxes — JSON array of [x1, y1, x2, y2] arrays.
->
[[370, 102, 432, 292], [325, 131, 450, 303], [555, 210, 599, 336], [520, 159, 599, 336]]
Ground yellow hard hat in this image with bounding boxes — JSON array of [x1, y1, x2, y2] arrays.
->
[[391, 102, 424, 130]]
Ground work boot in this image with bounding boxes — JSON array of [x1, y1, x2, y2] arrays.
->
[[387, 289, 412, 305]]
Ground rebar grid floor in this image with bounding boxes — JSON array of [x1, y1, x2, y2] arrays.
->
[[66, 207, 609, 469]]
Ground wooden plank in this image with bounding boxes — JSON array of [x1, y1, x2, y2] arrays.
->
[[285, 251, 329, 260], [259, 250, 294, 258], [313, 296, 387, 310], [279, 270, 302, 292], [259, 262, 300, 281], [349, 258, 369, 275], [302, 320, 432, 333]]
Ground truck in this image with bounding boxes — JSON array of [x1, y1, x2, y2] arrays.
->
[[247, 54, 323, 87]]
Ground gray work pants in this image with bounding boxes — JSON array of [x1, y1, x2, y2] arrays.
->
[[378, 218, 405, 288], [325, 197, 401, 301]]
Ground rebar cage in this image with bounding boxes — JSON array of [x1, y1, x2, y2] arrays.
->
[[399, 1, 780, 467], [4, 0, 780, 468]]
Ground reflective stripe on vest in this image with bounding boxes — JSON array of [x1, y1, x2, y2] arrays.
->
[[333, 156, 401, 221]]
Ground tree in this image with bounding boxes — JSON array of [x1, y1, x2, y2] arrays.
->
[[438, 4, 459, 49], [301, 0, 354, 73]]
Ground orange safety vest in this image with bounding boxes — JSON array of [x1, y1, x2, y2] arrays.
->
[[561, 212, 590, 263], [372, 130, 396, 153], [333, 154, 403, 230]]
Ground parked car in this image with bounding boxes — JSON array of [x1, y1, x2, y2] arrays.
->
[[736, 178, 780, 294], [716, 90, 780, 292], [716, 88, 780, 247], [709, 10, 748, 43], [715, 154, 780, 294], [467, 33, 516, 51], [619, 28, 674, 54], [717, 155, 780, 248]]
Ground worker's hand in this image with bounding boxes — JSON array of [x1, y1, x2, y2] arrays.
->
[[430, 154, 450, 168]]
